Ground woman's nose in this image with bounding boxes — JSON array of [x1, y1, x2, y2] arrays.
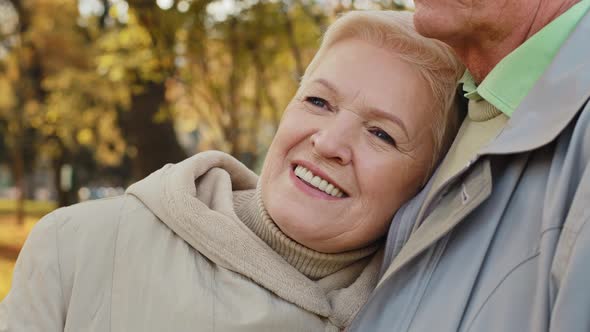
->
[[309, 117, 354, 165]]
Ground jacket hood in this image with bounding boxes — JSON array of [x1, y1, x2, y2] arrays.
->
[[126, 150, 258, 228]]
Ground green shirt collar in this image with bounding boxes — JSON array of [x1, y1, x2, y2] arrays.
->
[[460, 0, 590, 117]]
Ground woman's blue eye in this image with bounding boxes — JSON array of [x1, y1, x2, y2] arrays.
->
[[305, 96, 329, 110], [370, 128, 396, 146]]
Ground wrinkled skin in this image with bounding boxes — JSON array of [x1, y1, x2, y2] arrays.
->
[[260, 39, 436, 253], [413, 0, 579, 81]]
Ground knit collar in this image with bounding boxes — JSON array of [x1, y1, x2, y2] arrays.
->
[[233, 184, 380, 280], [467, 98, 503, 122]]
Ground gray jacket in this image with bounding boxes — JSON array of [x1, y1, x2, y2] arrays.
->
[[349, 12, 590, 332]]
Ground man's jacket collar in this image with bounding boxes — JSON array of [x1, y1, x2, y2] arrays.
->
[[481, 12, 590, 156]]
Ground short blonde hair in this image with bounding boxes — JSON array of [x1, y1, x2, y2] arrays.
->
[[302, 11, 464, 176]]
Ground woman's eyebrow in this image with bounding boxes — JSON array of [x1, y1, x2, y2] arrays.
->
[[312, 78, 340, 95], [367, 107, 409, 138], [313, 77, 409, 138]]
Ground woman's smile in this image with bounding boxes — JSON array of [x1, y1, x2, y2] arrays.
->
[[289, 162, 348, 201]]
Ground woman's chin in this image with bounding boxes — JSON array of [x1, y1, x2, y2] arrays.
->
[[262, 170, 353, 252], [270, 209, 332, 247]]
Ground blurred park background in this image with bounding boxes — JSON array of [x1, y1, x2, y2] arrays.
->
[[0, 0, 413, 300]]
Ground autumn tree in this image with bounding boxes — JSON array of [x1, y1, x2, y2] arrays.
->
[[0, 0, 408, 215]]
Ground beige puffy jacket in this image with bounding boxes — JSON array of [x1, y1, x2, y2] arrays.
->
[[0, 151, 381, 331]]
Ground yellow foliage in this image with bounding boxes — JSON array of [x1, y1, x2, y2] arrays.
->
[[153, 106, 172, 124], [30, 117, 43, 129], [45, 109, 59, 123], [95, 11, 165, 85], [176, 117, 198, 133], [108, 66, 126, 82], [24, 100, 40, 115], [0, 0, 337, 170], [0, 77, 16, 110], [76, 128, 94, 145], [40, 139, 62, 159], [95, 111, 126, 166]]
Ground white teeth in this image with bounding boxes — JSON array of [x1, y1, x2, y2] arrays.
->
[[331, 187, 341, 197], [325, 183, 334, 193], [294, 165, 345, 198], [311, 176, 322, 187]]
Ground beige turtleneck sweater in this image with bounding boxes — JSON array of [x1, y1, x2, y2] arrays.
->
[[233, 186, 380, 280]]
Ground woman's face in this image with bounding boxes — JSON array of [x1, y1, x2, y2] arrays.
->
[[260, 39, 436, 253]]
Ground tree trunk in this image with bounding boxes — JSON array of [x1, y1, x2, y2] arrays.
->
[[52, 152, 68, 207], [50, 139, 75, 207], [281, 4, 304, 79], [247, 53, 265, 170], [9, 0, 30, 225], [249, 41, 281, 129], [10, 139, 25, 225], [224, 17, 242, 158], [121, 81, 187, 180]]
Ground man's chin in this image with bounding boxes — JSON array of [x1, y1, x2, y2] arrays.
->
[[413, 10, 461, 42], [413, 13, 442, 39]]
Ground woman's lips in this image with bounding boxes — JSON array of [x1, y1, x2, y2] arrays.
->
[[293, 164, 344, 197], [289, 167, 345, 201], [291, 160, 348, 196]]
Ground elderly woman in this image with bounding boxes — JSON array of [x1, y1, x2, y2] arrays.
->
[[0, 11, 462, 332]]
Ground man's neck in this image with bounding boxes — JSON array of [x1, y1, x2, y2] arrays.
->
[[455, 0, 580, 83]]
